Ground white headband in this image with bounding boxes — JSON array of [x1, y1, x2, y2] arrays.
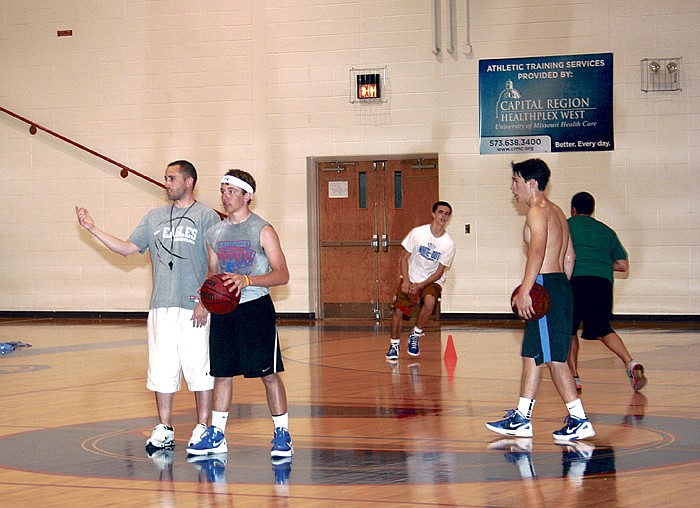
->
[[221, 175, 254, 194]]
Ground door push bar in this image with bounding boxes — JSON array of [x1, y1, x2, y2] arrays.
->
[[321, 235, 392, 253], [371, 235, 379, 252], [381, 234, 389, 252]]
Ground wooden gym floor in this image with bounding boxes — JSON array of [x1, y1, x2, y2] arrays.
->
[[0, 317, 698, 507]]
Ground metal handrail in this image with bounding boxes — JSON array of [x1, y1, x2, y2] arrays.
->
[[1, 106, 165, 188], [0, 105, 225, 217]]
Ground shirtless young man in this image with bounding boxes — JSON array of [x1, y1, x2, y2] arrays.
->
[[485, 159, 595, 442]]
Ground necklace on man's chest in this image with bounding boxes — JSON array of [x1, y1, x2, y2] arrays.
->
[[168, 202, 196, 270]]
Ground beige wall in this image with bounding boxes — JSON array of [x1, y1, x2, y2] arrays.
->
[[0, 0, 698, 315]]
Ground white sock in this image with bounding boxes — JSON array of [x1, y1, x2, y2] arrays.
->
[[568, 461, 587, 478], [272, 413, 289, 430], [212, 411, 229, 433], [413, 326, 423, 334], [516, 455, 536, 479], [566, 398, 587, 419], [391, 338, 400, 345], [517, 397, 535, 419]]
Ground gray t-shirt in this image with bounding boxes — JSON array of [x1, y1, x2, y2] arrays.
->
[[205, 213, 271, 304], [129, 202, 221, 309]]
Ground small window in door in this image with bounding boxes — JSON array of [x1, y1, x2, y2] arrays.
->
[[359, 172, 367, 209], [394, 171, 403, 208]]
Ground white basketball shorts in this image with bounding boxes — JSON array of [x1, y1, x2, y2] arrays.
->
[[146, 307, 214, 393]]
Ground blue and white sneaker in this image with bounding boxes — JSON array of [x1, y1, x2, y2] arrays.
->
[[188, 454, 228, 482], [271, 456, 293, 485], [487, 438, 536, 479], [485, 409, 533, 438], [186, 425, 228, 455], [558, 441, 595, 477], [270, 427, 294, 458], [552, 415, 595, 441], [558, 440, 595, 461], [407, 331, 422, 356], [487, 437, 533, 454], [385, 342, 399, 361]]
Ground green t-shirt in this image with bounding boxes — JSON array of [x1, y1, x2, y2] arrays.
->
[[568, 215, 628, 283]]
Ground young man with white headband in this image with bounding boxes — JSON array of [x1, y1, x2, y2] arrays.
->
[[187, 169, 293, 462]]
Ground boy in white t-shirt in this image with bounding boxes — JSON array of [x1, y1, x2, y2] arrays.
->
[[385, 201, 455, 360]]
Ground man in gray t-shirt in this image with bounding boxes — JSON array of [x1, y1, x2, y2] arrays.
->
[[76, 160, 221, 458]]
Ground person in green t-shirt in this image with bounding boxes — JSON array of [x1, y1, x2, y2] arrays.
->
[[567, 192, 647, 392]]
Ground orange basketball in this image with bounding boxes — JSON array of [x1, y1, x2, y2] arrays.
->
[[200, 274, 240, 314], [511, 282, 551, 321]]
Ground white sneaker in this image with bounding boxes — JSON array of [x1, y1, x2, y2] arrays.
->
[[147, 448, 175, 470], [627, 360, 647, 391], [189, 423, 208, 447], [146, 423, 174, 449]]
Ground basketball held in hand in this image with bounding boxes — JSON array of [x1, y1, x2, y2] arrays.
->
[[200, 274, 240, 314], [511, 282, 551, 321]]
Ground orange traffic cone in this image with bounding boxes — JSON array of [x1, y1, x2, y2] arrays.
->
[[444, 334, 458, 383]]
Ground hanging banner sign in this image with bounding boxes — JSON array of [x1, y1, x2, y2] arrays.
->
[[479, 53, 613, 154]]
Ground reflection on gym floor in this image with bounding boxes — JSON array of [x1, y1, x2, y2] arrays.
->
[[0, 318, 698, 506]]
